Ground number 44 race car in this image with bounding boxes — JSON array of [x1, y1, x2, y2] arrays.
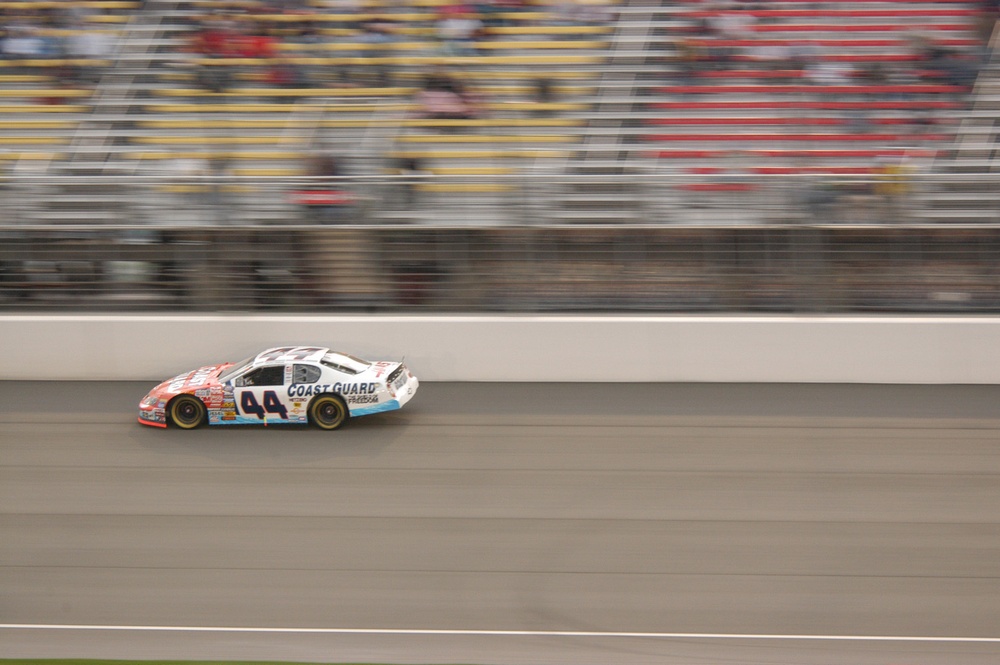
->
[[138, 346, 418, 430]]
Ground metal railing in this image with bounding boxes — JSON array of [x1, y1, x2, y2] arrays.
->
[[2, 171, 999, 226], [1, 173, 999, 313]]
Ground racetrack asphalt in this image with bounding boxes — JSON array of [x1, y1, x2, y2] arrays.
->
[[2, 381, 1000, 664]]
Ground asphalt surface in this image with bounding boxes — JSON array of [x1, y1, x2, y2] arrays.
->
[[2, 381, 1000, 665]]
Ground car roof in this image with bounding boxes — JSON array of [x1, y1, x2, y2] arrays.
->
[[251, 346, 329, 366]]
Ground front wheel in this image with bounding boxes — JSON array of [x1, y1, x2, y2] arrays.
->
[[169, 394, 206, 429], [309, 394, 349, 430]]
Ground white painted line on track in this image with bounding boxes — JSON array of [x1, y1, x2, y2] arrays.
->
[[2, 625, 999, 643]]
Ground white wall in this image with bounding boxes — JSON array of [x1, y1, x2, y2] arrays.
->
[[1, 314, 998, 383]]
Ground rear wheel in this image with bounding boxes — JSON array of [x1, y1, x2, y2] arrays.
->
[[169, 395, 206, 429], [309, 394, 348, 430]]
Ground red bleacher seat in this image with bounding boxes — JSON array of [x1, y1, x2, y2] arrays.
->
[[650, 101, 962, 110], [658, 84, 968, 94]]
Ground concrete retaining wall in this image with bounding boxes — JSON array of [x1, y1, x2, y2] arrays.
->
[[2, 315, 998, 383]]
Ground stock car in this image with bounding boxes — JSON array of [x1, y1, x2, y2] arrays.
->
[[138, 346, 418, 430]]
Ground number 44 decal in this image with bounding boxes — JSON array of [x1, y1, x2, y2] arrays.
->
[[240, 390, 288, 420]]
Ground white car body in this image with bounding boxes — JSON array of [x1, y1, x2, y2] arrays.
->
[[138, 346, 418, 428]]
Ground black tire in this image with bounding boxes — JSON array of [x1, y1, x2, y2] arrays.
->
[[309, 394, 349, 430], [169, 394, 207, 429]]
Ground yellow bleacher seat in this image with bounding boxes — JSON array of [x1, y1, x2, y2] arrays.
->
[[0, 74, 53, 83], [137, 151, 304, 160], [397, 70, 591, 81], [139, 119, 288, 129], [195, 54, 603, 66], [232, 168, 304, 177], [0, 137, 64, 144], [0, 120, 75, 129], [469, 84, 593, 96], [0, 152, 62, 160], [486, 25, 612, 35], [0, 59, 111, 69], [132, 136, 296, 145], [402, 118, 582, 128], [429, 167, 514, 175], [416, 183, 514, 193], [397, 134, 576, 144], [147, 103, 414, 113], [488, 101, 587, 112], [390, 149, 572, 159], [278, 41, 437, 52], [475, 40, 607, 50], [0, 89, 91, 98], [0, 1, 137, 7], [158, 184, 254, 194], [154, 87, 416, 97], [0, 105, 88, 113], [138, 118, 377, 129]]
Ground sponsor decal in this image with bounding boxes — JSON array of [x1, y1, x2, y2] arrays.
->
[[287, 382, 378, 398], [222, 400, 235, 409], [195, 388, 212, 398], [348, 394, 380, 405], [239, 390, 288, 420], [168, 366, 216, 392]]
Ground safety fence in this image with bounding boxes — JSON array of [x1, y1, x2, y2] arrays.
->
[[2, 221, 999, 313], [1, 172, 998, 226]]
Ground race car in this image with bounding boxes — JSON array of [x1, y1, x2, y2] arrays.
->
[[138, 346, 418, 430]]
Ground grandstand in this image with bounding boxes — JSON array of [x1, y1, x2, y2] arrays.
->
[[0, 0, 995, 312], [0, 0, 994, 226]]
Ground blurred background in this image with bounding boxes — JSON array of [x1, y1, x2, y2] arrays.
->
[[1, 0, 998, 313]]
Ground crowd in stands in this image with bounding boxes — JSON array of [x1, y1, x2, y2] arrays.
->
[[654, 0, 1000, 220], [1, 2, 116, 85], [182, 0, 616, 95], [672, 1, 995, 91]]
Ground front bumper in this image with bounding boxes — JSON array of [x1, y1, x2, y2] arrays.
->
[[138, 401, 168, 428]]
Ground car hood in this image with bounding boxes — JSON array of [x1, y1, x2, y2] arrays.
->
[[148, 363, 231, 398]]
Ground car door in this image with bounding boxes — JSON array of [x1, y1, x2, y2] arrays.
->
[[233, 364, 290, 423]]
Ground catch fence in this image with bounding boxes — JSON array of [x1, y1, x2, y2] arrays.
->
[[1, 173, 998, 313]]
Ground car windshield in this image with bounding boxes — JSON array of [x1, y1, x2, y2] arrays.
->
[[219, 355, 256, 384], [321, 352, 371, 375]]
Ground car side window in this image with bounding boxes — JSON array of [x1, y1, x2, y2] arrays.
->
[[240, 365, 286, 387], [293, 364, 321, 384]]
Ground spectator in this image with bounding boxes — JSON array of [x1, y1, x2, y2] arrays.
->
[[65, 25, 113, 84], [416, 70, 480, 121], [394, 155, 428, 209], [2, 23, 45, 60], [357, 17, 398, 87], [874, 156, 913, 222], [534, 75, 554, 115], [294, 152, 352, 223], [192, 17, 236, 58], [319, 0, 362, 31], [711, 6, 755, 41], [195, 60, 231, 93], [806, 60, 854, 87], [436, 9, 483, 56], [475, 0, 507, 30], [267, 56, 309, 101], [787, 39, 820, 73], [235, 22, 278, 60]]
